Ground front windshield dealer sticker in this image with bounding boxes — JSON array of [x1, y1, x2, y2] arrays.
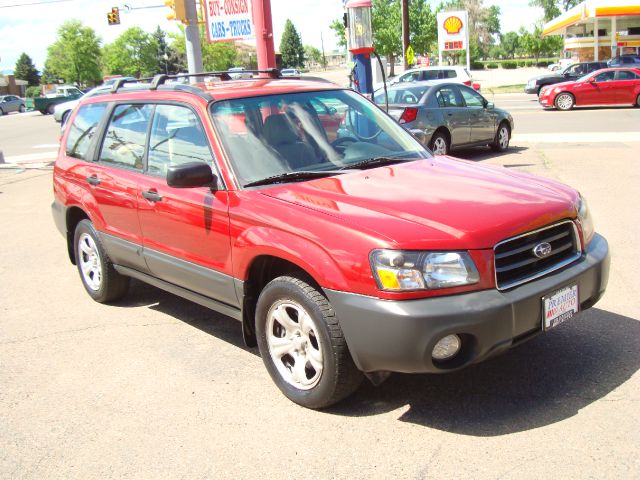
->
[[205, 0, 255, 43]]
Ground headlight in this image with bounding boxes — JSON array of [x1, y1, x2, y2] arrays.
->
[[370, 250, 480, 291], [577, 195, 595, 246]]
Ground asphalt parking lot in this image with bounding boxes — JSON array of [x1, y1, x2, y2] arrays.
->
[[1, 98, 639, 479]]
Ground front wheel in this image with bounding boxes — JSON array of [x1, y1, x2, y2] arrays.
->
[[636, 94, 640, 108], [555, 92, 575, 111], [255, 276, 362, 409], [491, 122, 510, 152], [19, 105, 26, 113], [74, 220, 129, 303]]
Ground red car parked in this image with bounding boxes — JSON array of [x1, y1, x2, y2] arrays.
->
[[539, 67, 640, 110], [52, 72, 610, 408]]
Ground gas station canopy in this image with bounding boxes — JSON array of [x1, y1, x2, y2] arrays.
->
[[542, 0, 640, 61]]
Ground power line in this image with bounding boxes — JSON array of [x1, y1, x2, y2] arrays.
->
[[0, 0, 73, 8]]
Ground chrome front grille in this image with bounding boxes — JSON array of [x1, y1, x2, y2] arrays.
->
[[494, 221, 581, 290]]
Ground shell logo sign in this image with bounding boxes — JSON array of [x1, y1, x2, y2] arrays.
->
[[437, 10, 468, 53], [443, 16, 463, 35]]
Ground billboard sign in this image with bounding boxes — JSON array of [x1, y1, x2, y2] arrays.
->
[[437, 10, 468, 52], [204, 0, 255, 43]]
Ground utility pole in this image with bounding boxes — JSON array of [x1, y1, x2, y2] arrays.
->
[[402, 0, 409, 70], [184, 0, 203, 79], [321, 32, 327, 70]]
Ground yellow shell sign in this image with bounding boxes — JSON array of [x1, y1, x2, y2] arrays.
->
[[443, 16, 463, 35]]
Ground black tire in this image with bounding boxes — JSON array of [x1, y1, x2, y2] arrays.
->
[[491, 121, 510, 152], [636, 94, 640, 108], [46, 104, 55, 115], [0, 107, 4, 116], [19, 104, 26, 113], [428, 130, 450, 155], [73, 220, 129, 303], [61, 110, 70, 126], [554, 92, 575, 111], [255, 276, 363, 409]]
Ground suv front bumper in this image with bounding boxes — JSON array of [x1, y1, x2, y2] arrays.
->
[[325, 234, 609, 374]]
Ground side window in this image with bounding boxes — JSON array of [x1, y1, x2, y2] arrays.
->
[[99, 104, 152, 170], [616, 70, 638, 80], [435, 87, 464, 108], [445, 70, 457, 79], [147, 105, 211, 176], [459, 87, 484, 107], [65, 103, 108, 160], [422, 70, 440, 80], [594, 71, 615, 82], [400, 71, 420, 82]]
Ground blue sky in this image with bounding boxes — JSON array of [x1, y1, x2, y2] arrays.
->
[[0, 0, 542, 72]]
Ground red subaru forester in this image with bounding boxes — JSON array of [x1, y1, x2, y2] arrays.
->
[[52, 72, 610, 408]]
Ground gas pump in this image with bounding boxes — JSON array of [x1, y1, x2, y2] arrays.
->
[[346, 0, 374, 98]]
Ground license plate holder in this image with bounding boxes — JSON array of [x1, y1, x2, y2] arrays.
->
[[542, 285, 579, 331]]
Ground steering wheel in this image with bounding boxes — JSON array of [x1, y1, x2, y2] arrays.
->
[[345, 108, 382, 141], [331, 136, 358, 149]]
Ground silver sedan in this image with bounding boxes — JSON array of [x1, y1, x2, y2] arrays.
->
[[0, 95, 26, 115], [374, 81, 514, 155]]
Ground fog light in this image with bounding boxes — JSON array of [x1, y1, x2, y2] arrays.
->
[[432, 334, 461, 361]]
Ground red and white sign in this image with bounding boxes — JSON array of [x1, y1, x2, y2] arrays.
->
[[437, 10, 468, 52], [204, 0, 255, 43]]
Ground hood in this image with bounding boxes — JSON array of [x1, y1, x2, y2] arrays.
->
[[259, 158, 578, 250]]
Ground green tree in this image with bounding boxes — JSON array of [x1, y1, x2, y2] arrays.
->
[[409, 0, 437, 56], [170, 25, 237, 71], [519, 24, 561, 62], [501, 31, 520, 59], [14, 53, 40, 86], [44, 20, 102, 86], [372, 0, 402, 76], [329, 18, 347, 50], [103, 27, 159, 78], [152, 26, 183, 75], [280, 19, 305, 68], [529, 0, 580, 22], [304, 45, 324, 68]]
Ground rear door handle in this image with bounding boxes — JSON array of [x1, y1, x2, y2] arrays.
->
[[142, 190, 163, 202], [86, 175, 101, 186]]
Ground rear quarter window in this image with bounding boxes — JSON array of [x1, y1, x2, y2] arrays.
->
[[65, 103, 108, 160]]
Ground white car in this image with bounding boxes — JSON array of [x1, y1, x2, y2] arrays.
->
[[281, 68, 301, 77], [53, 86, 110, 124], [375, 66, 477, 91], [228, 67, 253, 79]]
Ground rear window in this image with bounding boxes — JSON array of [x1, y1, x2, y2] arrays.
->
[[65, 103, 108, 160]]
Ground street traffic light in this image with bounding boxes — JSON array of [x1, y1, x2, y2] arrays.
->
[[165, 0, 188, 24], [107, 7, 120, 26]]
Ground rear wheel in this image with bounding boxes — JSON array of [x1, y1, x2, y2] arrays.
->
[[61, 111, 70, 126], [429, 131, 450, 155], [491, 122, 510, 152], [46, 104, 55, 115], [636, 94, 640, 108], [555, 92, 575, 111], [0, 107, 4, 116], [255, 276, 363, 409], [74, 220, 129, 303]]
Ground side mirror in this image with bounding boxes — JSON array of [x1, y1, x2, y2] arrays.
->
[[485, 102, 494, 109], [167, 162, 216, 189]]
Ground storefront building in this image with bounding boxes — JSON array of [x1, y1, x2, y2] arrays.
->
[[543, 0, 640, 62]]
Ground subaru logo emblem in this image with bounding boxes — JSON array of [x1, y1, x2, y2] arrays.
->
[[533, 242, 552, 258]]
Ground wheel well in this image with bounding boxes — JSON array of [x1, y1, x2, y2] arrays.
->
[[241, 255, 322, 347], [430, 127, 451, 145], [65, 207, 89, 264]]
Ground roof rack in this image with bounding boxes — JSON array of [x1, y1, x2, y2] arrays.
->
[[110, 76, 154, 94], [148, 69, 282, 90]]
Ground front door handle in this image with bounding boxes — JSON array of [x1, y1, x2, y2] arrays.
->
[[86, 175, 101, 186], [142, 190, 163, 202]]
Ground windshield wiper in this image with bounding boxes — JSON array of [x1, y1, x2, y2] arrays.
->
[[243, 170, 343, 188], [338, 156, 416, 170]]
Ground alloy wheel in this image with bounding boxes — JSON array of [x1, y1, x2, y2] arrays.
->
[[266, 300, 323, 390], [78, 232, 102, 291]]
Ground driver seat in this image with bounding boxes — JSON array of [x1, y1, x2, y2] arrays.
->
[[263, 114, 318, 170]]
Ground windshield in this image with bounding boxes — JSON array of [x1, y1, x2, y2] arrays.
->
[[210, 89, 431, 187]]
